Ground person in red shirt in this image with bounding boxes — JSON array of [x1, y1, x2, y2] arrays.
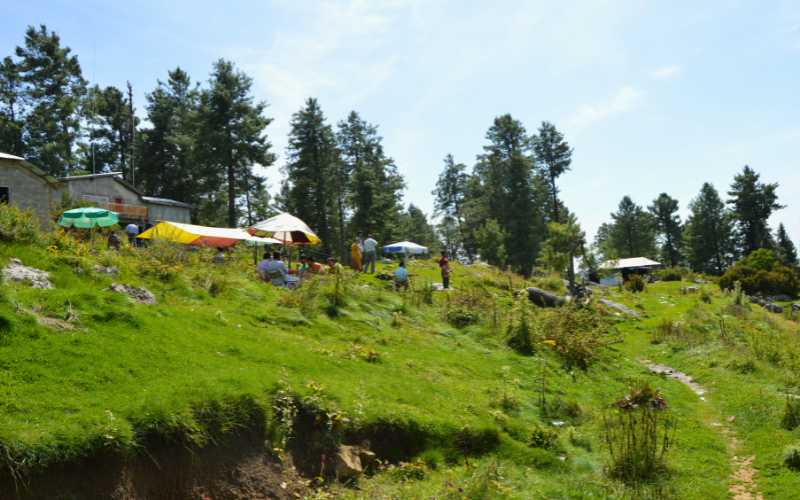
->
[[438, 251, 451, 289]]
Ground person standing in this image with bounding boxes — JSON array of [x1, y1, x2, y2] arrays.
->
[[362, 234, 378, 274], [351, 238, 363, 272], [438, 250, 451, 289], [125, 222, 140, 247]]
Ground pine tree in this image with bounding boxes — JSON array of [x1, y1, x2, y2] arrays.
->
[[238, 172, 273, 225], [599, 196, 657, 259], [197, 59, 274, 227], [648, 193, 683, 266], [475, 219, 507, 267], [432, 154, 469, 258], [337, 111, 404, 244], [538, 213, 585, 292], [531, 121, 572, 223], [138, 68, 201, 203], [0, 56, 24, 155], [79, 85, 137, 175], [15, 25, 86, 175], [776, 223, 798, 267], [472, 114, 546, 275], [285, 98, 339, 255], [727, 165, 783, 255], [684, 183, 736, 275], [398, 204, 438, 251]]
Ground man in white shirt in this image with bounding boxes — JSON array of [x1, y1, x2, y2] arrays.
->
[[362, 235, 378, 274]]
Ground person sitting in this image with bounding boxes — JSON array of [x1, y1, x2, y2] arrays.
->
[[326, 257, 343, 275], [394, 260, 409, 291], [212, 247, 226, 264], [257, 251, 288, 286], [301, 257, 324, 275]]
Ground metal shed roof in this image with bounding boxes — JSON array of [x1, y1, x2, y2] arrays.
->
[[600, 257, 662, 270]]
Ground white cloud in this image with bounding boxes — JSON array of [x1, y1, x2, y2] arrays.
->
[[565, 85, 644, 132], [650, 64, 683, 80]]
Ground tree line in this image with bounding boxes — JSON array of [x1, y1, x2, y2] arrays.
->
[[0, 25, 436, 259], [593, 166, 795, 274]]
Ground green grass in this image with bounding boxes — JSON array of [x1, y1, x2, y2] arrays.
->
[[1, 236, 797, 497]]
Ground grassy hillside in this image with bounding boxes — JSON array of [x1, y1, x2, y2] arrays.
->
[[1, 229, 799, 498]]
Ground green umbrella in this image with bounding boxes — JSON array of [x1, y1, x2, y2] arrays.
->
[[58, 207, 119, 229]]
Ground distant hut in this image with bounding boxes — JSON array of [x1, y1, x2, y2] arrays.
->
[[599, 257, 661, 284]]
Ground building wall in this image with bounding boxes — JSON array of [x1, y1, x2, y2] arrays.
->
[[62, 177, 141, 205], [0, 159, 58, 226], [146, 203, 191, 224]]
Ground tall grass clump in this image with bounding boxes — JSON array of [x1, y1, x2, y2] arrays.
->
[[785, 444, 800, 471], [604, 382, 674, 485], [540, 305, 612, 369], [0, 204, 40, 244], [624, 274, 646, 293], [781, 396, 800, 431], [279, 276, 322, 317], [506, 297, 535, 355]]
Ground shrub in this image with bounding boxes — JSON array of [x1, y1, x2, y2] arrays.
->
[[625, 274, 646, 293], [655, 267, 688, 282], [540, 305, 612, 369], [529, 425, 560, 450], [719, 249, 799, 297], [0, 204, 40, 243], [604, 382, 674, 484], [782, 397, 800, 431], [506, 298, 535, 355], [445, 290, 486, 328], [278, 276, 321, 317], [785, 445, 800, 471]]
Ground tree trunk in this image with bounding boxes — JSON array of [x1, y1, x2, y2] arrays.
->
[[227, 161, 236, 227]]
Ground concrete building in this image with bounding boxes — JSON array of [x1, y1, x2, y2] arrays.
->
[[0, 152, 191, 226]]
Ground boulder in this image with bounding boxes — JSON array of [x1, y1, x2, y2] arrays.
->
[[683, 286, 700, 294], [109, 283, 156, 304], [792, 303, 800, 313], [763, 303, 783, 314], [598, 299, 641, 318], [2, 258, 53, 289], [769, 294, 793, 302], [526, 287, 566, 308]]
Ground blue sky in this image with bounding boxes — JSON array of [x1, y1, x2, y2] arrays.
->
[[2, 0, 799, 242]]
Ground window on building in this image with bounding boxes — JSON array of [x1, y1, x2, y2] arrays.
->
[[0, 187, 9, 204]]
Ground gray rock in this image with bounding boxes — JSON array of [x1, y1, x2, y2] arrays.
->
[[334, 445, 375, 481], [527, 287, 566, 308], [683, 286, 700, 294], [792, 303, 800, 312], [763, 303, 783, 314], [93, 264, 119, 276], [599, 298, 641, 318], [2, 258, 53, 289], [109, 283, 156, 304]]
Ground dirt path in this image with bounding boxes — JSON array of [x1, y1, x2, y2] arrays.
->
[[641, 360, 762, 500]]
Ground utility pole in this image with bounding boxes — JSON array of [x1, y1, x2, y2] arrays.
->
[[127, 81, 135, 187]]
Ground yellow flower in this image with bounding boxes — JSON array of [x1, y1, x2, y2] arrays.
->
[[542, 339, 557, 347]]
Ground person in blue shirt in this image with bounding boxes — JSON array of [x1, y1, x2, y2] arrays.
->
[[394, 260, 409, 291], [257, 251, 288, 286]]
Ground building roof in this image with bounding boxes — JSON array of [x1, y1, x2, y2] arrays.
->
[[0, 152, 25, 161], [142, 196, 193, 209], [0, 152, 60, 185], [600, 257, 662, 270], [59, 172, 124, 181]]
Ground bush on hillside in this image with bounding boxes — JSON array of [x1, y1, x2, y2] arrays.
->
[[719, 249, 799, 298], [782, 397, 800, 431], [539, 305, 611, 369], [624, 274, 646, 293], [654, 267, 689, 282], [0, 204, 40, 244], [785, 445, 800, 471]]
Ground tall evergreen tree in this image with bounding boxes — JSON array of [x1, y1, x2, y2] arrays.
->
[[79, 85, 136, 176], [432, 154, 469, 258], [776, 223, 798, 266], [398, 204, 437, 251], [337, 112, 404, 244], [197, 59, 274, 227], [14, 25, 86, 175], [727, 165, 783, 255], [648, 193, 683, 266], [138, 68, 200, 203], [0, 56, 24, 155], [531, 121, 572, 223], [285, 98, 339, 255], [684, 183, 736, 275], [598, 196, 656, 259], [471, 114, 546, 275]]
